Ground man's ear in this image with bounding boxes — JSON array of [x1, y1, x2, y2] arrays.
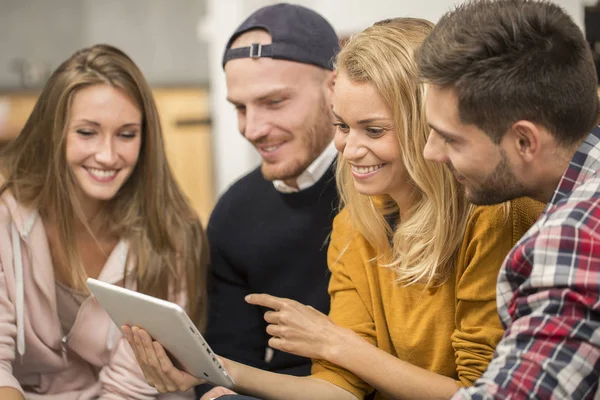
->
[[506, 120, 542, 163], [325, 70, 336, 94]]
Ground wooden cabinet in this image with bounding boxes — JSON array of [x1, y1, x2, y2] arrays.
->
[[0, 87, 215, 224], [0, 92, 38, 142], [152, 88, 214, 225]]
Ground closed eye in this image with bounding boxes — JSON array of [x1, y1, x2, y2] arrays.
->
[[119, 131, 138, 139], [233, 104, 246, 113], [366, 127, 386, 138], [440, 133, 456, 144], [333, 122, 349, 133], [265, 98, 287, 109]]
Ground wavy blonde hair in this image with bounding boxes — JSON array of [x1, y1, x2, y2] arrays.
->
[[336, 18, 473, 286], [0, 44, 207, 328]]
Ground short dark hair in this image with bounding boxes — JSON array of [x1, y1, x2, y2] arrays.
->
[[418, 0, 600, 145]]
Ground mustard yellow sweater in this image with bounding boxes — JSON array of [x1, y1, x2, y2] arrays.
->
[[311, 197, 544, 400]]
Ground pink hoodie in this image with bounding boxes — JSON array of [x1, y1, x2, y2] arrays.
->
[[0, 189, 193, 399]]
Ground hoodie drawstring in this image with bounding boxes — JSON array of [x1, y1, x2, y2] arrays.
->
[[11, 222, 25, 358], [11, 213, 36, 360], [11, 213, 124, 359]]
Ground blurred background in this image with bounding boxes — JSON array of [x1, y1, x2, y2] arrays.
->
[[0, 0, 598, 224]]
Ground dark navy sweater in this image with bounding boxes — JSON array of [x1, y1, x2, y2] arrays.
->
[[196, 162, 338, 398]]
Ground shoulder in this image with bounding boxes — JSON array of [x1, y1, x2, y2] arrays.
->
[[465, 197, 544, 246], [0, 189, 17, 229], [332, 207, 350, 229], [523, 188, 600, 256], [545, 180, 600, 234], [219, 167, 267, 202], [462, 203, 510, 244], [507, 197, 546, 240], [327, 207, 370, 279], [331, 207, 357, 243], [208, 167, 267, 222], [456, 198, 543, 284], [329, 207, 371, 262]]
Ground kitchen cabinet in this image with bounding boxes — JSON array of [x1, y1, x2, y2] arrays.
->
[[152, 88, 214, 225]]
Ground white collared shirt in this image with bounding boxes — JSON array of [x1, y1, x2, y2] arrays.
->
[[273, 141, 338, 193]]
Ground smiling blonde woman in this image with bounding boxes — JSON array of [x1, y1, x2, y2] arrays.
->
[[125, 18, 544, 400]]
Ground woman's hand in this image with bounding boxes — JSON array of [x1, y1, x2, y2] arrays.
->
[[122, 325, 205, 393], [245, 293, 356, 362]]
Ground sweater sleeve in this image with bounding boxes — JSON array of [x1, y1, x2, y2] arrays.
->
[[0, 257, 24, 395], [310, 210, 376, 400], [452, 198, 543, 387]]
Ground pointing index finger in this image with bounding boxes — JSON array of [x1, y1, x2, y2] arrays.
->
[[245, 293, 288, 310]]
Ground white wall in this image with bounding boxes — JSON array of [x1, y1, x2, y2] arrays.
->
[[0, 0, 208, 88], [204, 0, 588, 196], [81, 0, 208, 85], [310, 0, 585, 33], [0, 0, 83, 88]]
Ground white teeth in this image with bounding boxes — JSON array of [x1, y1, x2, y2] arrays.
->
[[87, 168, 117, 179], [351, 164, 384, 174], [263, 145, 279, 153]]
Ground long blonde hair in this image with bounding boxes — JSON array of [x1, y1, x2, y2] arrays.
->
[[0, 44, 208, 328], [336, 18, 473, 286]]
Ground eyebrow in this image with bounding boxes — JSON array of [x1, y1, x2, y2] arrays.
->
[[74, 119, 141, 128], [331, 109, 390, 124], [227, 87, 291, 105], [427, 121, 459, 139]]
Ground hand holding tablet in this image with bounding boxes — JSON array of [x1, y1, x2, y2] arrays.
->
[[123, 325, 209, 393], [86, 278, 235, 390]]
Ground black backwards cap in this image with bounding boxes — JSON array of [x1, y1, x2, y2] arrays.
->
[[222, 3, 339, 71]]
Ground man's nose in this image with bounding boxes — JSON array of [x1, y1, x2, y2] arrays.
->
[[423, 130, 448, 164], [242, 108, 269, 142]]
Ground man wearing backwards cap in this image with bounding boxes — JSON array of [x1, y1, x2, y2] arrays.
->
[[195, 3, 339, 398]]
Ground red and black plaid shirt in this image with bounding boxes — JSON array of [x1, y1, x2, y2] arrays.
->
[[454, 125, 600, 399]]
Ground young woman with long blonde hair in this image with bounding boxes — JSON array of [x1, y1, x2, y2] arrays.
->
[[124, 18, 543, 400], [0, 44, 207, 400]]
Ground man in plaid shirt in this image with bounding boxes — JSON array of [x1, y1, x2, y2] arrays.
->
[[419, 0, 600, 398]]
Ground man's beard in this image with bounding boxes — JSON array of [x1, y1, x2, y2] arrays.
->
[[464, 149, 526, 205]]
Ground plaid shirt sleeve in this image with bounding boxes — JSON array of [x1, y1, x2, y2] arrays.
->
[[453, 193, 600, 399]]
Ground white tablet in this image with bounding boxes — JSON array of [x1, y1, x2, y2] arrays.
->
[[86, 278, 235, 389]]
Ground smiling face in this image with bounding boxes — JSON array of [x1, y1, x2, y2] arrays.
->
[[224, 31, 334, 186], [333, 71, 410, 201], [65, 84, 142, 215], [423, 84, 526, 205]]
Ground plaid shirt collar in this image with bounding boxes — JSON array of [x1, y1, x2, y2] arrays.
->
[[550, 125, 600, 206]]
